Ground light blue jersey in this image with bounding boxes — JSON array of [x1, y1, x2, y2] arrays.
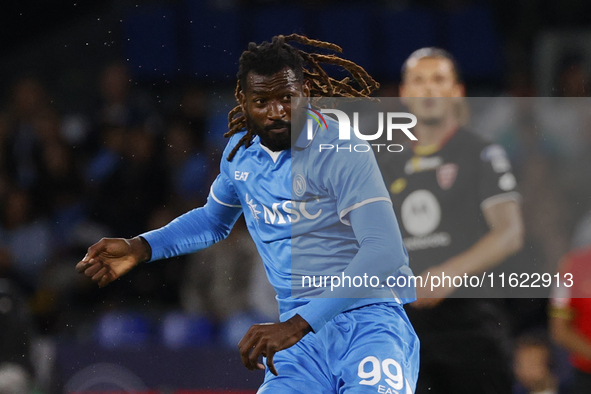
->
[[142, 114, 414, 332]]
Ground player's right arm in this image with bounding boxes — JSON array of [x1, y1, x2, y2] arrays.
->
[[76, 136, 244, 287]]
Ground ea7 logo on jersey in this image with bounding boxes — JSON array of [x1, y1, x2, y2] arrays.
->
[[235, 171, 249, 181]]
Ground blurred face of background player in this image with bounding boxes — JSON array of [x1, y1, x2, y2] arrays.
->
[[238, 67, 310, 152], [399, 56, 465, 126]]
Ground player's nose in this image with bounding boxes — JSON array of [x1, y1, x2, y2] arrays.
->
[[422, 84, 435, 97], [267, 100, 286, 119]]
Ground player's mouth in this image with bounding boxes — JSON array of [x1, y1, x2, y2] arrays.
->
[[269, 127, 288, 134], [422, 98, 436, 108], [265, 121, 290, 134]]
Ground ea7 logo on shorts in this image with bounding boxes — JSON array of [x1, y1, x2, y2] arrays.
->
[[235, 171, 249, 181]]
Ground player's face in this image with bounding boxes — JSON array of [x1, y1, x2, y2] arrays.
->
[[399, 57, 464, 124], [239, 67, 310, 151]]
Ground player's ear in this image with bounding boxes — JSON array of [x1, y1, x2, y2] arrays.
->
[[237, 89, 246, 110], [452, 83, 465, 98], [302, 79, 311, 97], [399, 84, 409, 105]]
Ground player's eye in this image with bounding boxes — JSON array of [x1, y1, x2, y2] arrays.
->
[[283, 94, 293, 100], [253, 98, 265, 105]]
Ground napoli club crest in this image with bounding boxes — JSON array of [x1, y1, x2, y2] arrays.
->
[[293, 174, 307, 197], [436, 163, 458, 190]]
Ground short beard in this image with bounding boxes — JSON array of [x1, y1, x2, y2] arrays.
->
[[248, 118, 292, 151]]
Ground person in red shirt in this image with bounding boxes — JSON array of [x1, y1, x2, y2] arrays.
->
[[550, 245, 591, 392]]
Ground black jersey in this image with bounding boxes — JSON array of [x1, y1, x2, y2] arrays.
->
[[379, 128, 519, 334], [380, 128, 519, 276]]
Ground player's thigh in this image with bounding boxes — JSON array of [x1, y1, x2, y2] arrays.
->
[[257, 335, 333, 393], [335, 304, 420, 394]]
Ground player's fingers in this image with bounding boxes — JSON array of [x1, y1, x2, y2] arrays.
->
[[239, 345, 254, 370], [98, 272, 114, 288], [91, 266, 108, 283], [247, 341, 266, 371], [86, 239, 108, 260], [84, 262, 103, 277], [239, 337, 256, 369], [237, 329, 253, 350], [75, 260, 90, 273], [99, 271, 117, 287], [265, 348, 278, 376]]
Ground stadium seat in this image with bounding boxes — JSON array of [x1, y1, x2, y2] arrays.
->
[[95, 311, 151, 349], [160, 311, 215, 349]]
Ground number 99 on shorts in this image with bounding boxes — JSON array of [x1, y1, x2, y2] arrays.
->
[[358, 356, 409, 393]]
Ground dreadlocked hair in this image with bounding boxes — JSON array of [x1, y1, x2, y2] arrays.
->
[[224, 34, 379, 161]]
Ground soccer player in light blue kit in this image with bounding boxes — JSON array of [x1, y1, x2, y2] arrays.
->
[[76, 34, 419, 393]]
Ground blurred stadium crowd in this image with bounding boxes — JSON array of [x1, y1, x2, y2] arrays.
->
[[0, 0, 591, 392]]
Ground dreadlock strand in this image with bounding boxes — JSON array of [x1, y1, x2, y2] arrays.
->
[[310, 53, 379, 95], [227, 105, 241, 125], [225, 130, 253, 161], [283, 34, 343, 53], [311, 53, 376, 85], [300, 51, 335, 96]]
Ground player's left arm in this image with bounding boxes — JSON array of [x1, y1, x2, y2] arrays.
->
[[414, 143, 524, 307], [238, 200, 406, 375], [289, 136, 414, 326], [415, 199, 523, 304], [439, 198, 523, 275]]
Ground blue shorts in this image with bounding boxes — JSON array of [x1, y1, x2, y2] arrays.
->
[[258, 303, 420, 393]]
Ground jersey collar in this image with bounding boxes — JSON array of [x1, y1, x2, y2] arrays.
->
[[259, 141, 284, 163]]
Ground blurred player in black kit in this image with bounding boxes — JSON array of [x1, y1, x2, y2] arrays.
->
[[379, 48, 525, 393]]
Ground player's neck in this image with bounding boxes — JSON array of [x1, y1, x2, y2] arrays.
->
[[414, 116, 458, 148]]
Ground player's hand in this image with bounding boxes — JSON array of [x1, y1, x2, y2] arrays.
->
[[238, 314, 311, 376], [75, 237, 150, 288], [410, 267, 457, 309]]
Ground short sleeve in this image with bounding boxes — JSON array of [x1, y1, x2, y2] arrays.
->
[[324, 142, 391, 226], [209, 138, 242, 209], [478, 144, 520, 210]]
